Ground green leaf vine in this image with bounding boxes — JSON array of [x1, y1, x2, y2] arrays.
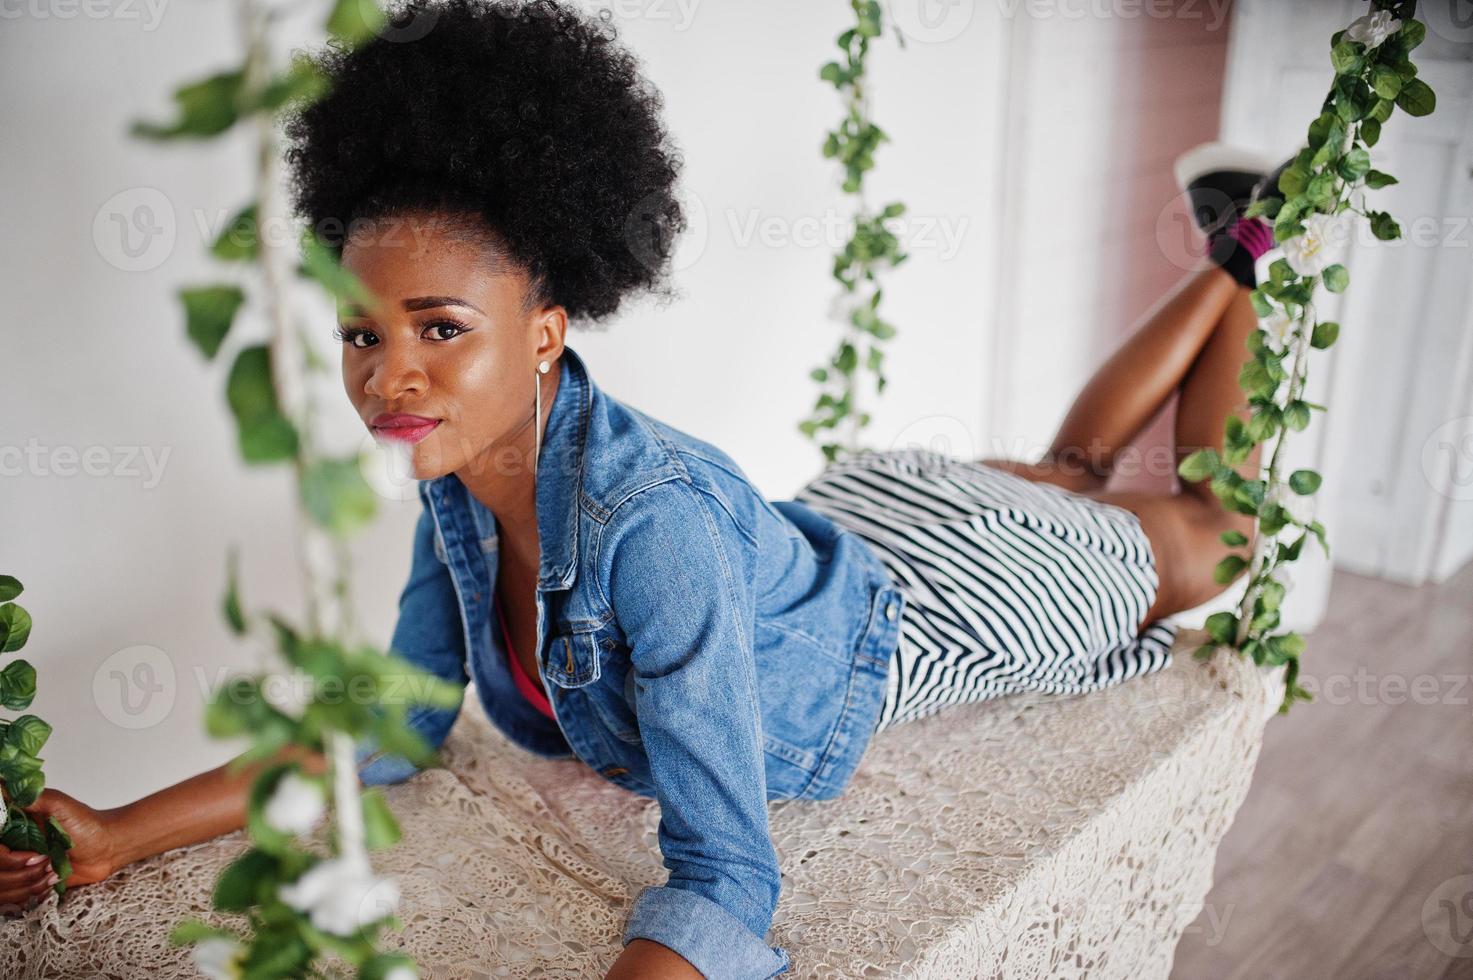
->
[[802, 0, 909, 462], [1179, 1, 1434, 712], [0, 576, 74, 899], [130, 0, 461, 975]]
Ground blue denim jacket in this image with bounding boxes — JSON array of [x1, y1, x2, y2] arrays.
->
[[355, 345, 903, 978]]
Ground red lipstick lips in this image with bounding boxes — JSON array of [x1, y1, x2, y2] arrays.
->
[[370, 412, 442, 444]]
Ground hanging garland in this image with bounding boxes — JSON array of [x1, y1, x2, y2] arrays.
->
[[1179, 0, 1434, 712], [801, 0, 909, 462], [0, 577, 72, 901], [128, 1, 462, 976]]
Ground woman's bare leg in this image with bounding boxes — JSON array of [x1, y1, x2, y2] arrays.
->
[[1083, 275, 1264, 624], [980, 265, 1241, 493], [980, 264, 1264, 627]]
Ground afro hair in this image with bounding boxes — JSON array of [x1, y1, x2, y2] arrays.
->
[[283, 0, 686, 323]]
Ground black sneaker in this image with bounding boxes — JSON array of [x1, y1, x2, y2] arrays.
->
[[1173, 141, 1279, 239]]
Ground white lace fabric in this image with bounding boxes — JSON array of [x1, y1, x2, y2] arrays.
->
[[3, 627, 1281, 978]]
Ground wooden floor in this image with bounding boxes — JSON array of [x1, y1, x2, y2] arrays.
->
[[1171, 562, 1473, 980]]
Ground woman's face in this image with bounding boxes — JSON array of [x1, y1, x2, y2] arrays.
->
[[336, 211, 565, 484]]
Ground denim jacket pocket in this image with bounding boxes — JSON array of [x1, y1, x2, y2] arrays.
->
[[544, 627, 603, 689]]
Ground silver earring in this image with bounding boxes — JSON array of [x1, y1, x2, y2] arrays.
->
[[533, 359, 551, 478]]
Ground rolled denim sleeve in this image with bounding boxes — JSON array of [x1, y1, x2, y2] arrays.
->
[[357, 501, 469, 787], [603, 480, 790, 979]]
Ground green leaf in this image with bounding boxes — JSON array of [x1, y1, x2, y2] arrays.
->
[[300, 457, 378, 537], [210, 204, 259, 262], [361, 789, 402, 851], [1371, 65, 1403, 99], [0, 602, 33, 654], [1204, 611, 1238, 645], [1364, 169, 1398, 189], [253, 55, 329, 112], [1322, 264, 1350, 293], [214, 848, 279, 912], [1239, 360, 1275, 398], [1310, 321, 1340, 349], [326, 0, 387, 45], [1258, 580, 1287, 613], [226, 346, 299, 463], [1360, 117, 1382, 147], [1220, 529, 1249, 547], [223, 547, 247, 637], [0, 658, 34, 710], [298, 231, 375, 312], [819, 61, 844, 84], [1398, 18, 1426, 51], [1368, 97, 1395, 123], [1213, 554, 1248, 585], [1249, 288, 1274, 318], [0, 810, 47, 852], [1307, 520, 1330, 557], [361, 954, 419, 980], [5, 769, 43, 808], [1177, 448, 1220, 482], [1277, 167, 1309, 198], [1288, 469, 1322, 495], [0, 576, 21, 602], [6, 715, 51, 756], [131, 70, 245, 141], [169, 920, 241, 947], [1395, 78, 1436, 117], [179, 285, 245, 361], [1337, 147, 1371, 181], [1330, 40, 1363, 75], [1369, 211, 1401, 241], [1284, 401, 1312, 432]]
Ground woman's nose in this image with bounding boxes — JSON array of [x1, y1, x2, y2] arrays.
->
[[364, 345, 428, 401]]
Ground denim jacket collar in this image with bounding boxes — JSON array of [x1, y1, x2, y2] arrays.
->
[[531, 344, 590, 592]]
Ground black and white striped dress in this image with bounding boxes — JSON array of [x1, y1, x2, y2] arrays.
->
[[795, 447, 1179, 733]]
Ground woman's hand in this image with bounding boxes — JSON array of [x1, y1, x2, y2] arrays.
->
[[605, 938, 705, 980], [0, 788, 124, 912]]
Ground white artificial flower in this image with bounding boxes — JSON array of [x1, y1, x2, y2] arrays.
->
[[1282, 211, 1348, 278], [263, 771, 327, 837], [1261, 309, 1296, 348], [192, 936, 245, 980], [385, 967, 419, 980], [260, 669, 314, 718], [278, 856, 401, 937], [1346, 10, 1401, 50]]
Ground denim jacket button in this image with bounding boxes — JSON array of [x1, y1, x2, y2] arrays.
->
[[885, 601, 897, 621]]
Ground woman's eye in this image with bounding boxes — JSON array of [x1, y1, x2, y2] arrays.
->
[[333, 326, 378, 348], [425, 320, 469, 341]]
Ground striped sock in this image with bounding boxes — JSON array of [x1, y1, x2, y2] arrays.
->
[[1209, 215, 1274, 288]]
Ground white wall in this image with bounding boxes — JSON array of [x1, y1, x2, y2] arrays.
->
[[0, 1, 1010, 807]]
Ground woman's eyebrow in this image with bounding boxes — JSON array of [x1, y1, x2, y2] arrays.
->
[[402, 295, 486, 315], [340, 295, 488, 317]]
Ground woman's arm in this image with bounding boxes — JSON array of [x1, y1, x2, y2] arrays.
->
[[3, 742, 336, 900], [106, 742, 333, 872]]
